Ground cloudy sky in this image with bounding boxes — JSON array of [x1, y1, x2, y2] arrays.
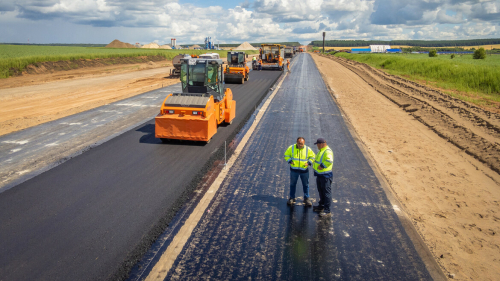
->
[[0, 0, 499, 45]]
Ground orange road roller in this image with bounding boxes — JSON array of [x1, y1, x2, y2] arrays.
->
[[155, 57, 236, 143]]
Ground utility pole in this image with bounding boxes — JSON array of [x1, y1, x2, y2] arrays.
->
[[322, 32, 326, 53]]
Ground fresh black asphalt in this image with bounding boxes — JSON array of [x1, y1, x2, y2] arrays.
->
[[0, 69, 282, 281], [131, 54, 434, 280]]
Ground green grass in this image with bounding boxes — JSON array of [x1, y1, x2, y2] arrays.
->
[[0, 45, 258, 78], [333, 52, 500, 103]]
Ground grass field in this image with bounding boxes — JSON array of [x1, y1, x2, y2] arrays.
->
[[332, 52, 500, 107], [0, 45, 258, 78]]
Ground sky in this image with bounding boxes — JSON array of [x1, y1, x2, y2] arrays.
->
[[0, 0, 499, 45]]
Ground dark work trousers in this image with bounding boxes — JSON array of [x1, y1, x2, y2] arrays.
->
[[289, 169, 310, 200], [316, 176, 332, 213]]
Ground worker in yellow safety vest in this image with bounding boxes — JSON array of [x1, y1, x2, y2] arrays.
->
[[312, 138, 334, 217], [284, 137, 316, 206]]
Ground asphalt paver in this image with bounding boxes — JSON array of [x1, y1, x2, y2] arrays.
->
[[134, 54, 433, 280], [0, 70, 282, 280]]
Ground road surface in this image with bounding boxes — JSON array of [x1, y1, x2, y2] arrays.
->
[[0, 68, 282, 281], [130, 54, 436, 280]]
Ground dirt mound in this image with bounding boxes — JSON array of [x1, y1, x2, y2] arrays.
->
[[234, 42, 257, 50], [141, 42, 160, 49], [159, 45, 172, 49], [189, 44, 201, 49], [106, 39, 136, 48]]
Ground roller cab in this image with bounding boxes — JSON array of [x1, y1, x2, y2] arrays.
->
[[224, 52, 249, 84], [156, 57, 236, 143]]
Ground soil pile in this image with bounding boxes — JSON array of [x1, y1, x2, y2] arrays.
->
[[234, 42, 257, 50], [141, 42, 160, 49], [159, 45, 172, 49], [189, 44, 201, 49], [105, 39, 136, 48]]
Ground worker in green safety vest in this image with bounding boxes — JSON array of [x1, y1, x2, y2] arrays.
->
[[284, 137, 316, 206], [312, 138, 334, 218]]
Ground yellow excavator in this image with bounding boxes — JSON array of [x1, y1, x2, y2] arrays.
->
[[260, 44, 284, 71], [155, 57, 236, 143]]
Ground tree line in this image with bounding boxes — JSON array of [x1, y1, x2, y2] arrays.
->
[[310, 39, 500, 48]]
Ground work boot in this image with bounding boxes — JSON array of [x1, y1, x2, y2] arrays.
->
[[287, 198, 296, 206], [313, 205, 324, 212], [304, 198, 312, 207], [319, 211, 332, 218]]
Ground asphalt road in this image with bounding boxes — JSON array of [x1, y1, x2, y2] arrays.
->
[[131, 54, 435, 280], [0, 69, 283, 280]]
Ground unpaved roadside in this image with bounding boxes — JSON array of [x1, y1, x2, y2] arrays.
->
[[312, 54, 500, 280], [0, 60, 178, 136]]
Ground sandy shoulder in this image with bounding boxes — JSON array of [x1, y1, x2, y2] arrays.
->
[[312, 54, 500, 280]]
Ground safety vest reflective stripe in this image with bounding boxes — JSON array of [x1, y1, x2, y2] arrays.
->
[[284, 144, 315, 170], [289, 145, 308, 161], [313, 147, 333, 173]]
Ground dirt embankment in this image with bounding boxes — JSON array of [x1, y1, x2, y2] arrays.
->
[[313, 54, 499, 281], [0, 59, 177, 136], [9, 55, 168, 77]]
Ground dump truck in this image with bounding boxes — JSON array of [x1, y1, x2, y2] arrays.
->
[[284, 47, 293, 58], [224, 52, 249, 84], [156, 57, 236, 143], [259, 44, 284, 71]]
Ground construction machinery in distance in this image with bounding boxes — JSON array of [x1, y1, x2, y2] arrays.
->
[[156, 57, 236, 143], [224, 51, 249, 84], [169, 54, 187, 78], [169, 53, 219, 78], [258, 44, 284, 71], [284, 47, 293, 58]]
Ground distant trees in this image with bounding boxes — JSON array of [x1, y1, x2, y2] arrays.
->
[[311, 39, 500, 48], [429, 50, 437, 57], [473, 48, 486, 59]]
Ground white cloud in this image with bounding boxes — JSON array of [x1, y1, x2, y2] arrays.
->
[[1, 0, 499, 44]]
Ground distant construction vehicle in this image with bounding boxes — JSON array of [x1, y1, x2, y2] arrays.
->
[[224, 52, 249, 84], [169, 53, 219, 78], [199, 53, 220, 59], [258, 44, 284, 71], [298, 47, 304, 52], [284, 47, 293, 58], [169, 54, 188, 78], [156, 57, 236, 143]]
